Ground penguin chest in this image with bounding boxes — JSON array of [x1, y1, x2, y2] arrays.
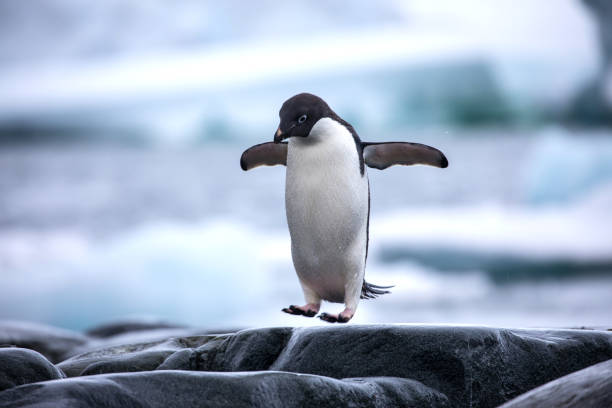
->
[[285, 119, 368, 298]]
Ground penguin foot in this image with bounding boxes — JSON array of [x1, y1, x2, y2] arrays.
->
[[318, 313, 351, 323], [318, 308, 354, 324], [318, 313, 339, 323], [282, 304, 319, 317]]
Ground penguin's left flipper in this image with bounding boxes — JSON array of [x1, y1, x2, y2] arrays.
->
[[240, 142, 288, 171], [362, 142, 448, 170]]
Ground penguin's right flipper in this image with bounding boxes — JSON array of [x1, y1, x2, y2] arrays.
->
[[362, 142, 448, 170], [240, 142, 288, 171]]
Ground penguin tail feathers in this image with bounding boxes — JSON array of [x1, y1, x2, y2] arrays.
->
[[361, 281, 394, 300]]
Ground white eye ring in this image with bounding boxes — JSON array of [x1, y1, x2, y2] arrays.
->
[[298, 114, 307, 124]]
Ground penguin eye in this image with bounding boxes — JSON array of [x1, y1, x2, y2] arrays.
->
[[297, 114, 307, 124]]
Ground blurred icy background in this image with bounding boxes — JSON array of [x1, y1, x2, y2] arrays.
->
[[1, 0, 611, 330]]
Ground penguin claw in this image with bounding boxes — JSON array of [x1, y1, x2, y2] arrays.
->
[[318, 313, 338, 323], [282, 305, 317, 317], [291, 304, 317, 317], [337, 314, 350, 323], [318, 312, 352, 323], [281, 305, 301, 315]]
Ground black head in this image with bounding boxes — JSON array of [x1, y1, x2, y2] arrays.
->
[[273, 93, 333, 143]]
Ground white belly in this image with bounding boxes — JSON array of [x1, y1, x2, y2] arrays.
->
[[285, 118, 368, 302]]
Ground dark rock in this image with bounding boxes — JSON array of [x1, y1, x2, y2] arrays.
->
[[0, 370, 450, 408], [191, 327, 293, 372], [85, 320, 187, 338], [80, 351, 169, 376], [0, 348, 64, 391], [267, 326, 612, 407], [156, 348, 193, 370], [59, 328, 293, 375], [54, 325, 612, 407], [58, 335, 216, 377], [0, 321, 89, 363], [499, 358, 612, 408], [67, 327, 239, 364]]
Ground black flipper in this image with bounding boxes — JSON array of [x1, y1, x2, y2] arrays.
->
[[362, 142, 448, 170], [240, 142, 288, 171], [361, 281, 394, 299]]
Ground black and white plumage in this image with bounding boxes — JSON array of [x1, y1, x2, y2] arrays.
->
[[241, 93, 448, 323]]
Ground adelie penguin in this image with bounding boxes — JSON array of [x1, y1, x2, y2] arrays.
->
[[241, 93, 448, 323]]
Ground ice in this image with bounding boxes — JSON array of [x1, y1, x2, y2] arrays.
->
[[0, 220, 292, 329], [1, 184, 611, 329], [373, 183, 612, 261], [0, 1, 598, 143], [522, 129, 612, 204]]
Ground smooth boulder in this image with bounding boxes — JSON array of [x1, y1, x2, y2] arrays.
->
[[0, 347, 64, 391], [56, 325, 612, 407], [0, 370, 450, 408], [58, 335, 222, 377], [85, 320, 186, 338], [0, 321, 88, 363], [499, 358, 612, 408]]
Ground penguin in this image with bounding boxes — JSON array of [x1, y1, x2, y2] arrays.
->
[[240, 93, 448, 323]]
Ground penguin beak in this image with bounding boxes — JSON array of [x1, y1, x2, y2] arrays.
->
[[274, 123, 297, 143], [273, 127, 285, 144]]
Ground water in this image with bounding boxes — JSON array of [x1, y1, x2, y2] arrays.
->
[[1, 129, 611, 330]]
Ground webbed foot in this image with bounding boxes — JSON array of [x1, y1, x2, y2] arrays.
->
[[318, 308, 354, 324], [282, 303, 319, 317]]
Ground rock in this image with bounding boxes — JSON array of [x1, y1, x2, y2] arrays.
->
[[85, 320, 187, 338], [58, 335, 216, 377], [0, 347, 64, 391], [0, 321, 89, 363], [0, 318, 237, 374], [58, 328, 292, 376], [192, 327, 293, 372], [264, 326, 612, 407], [498, 358, 612, 408], [0, 370, 450, 408], [55, 325, 612, 407], [67, 326, 239, 364]]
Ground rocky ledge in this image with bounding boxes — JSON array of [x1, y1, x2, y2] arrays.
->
[[0, 321, 611, 407]]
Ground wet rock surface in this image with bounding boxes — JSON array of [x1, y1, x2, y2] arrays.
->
[[499, 358, 612, 408], [58, 335, 217, 377], [1, 322, 612, 407], [0, 371, 451, 408], [0, 321, 89, 363], [85, 320, 187, 338], [0, 348, 64, 392]]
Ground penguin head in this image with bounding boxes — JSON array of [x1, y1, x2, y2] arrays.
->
[[274, 93, 331, 143]]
